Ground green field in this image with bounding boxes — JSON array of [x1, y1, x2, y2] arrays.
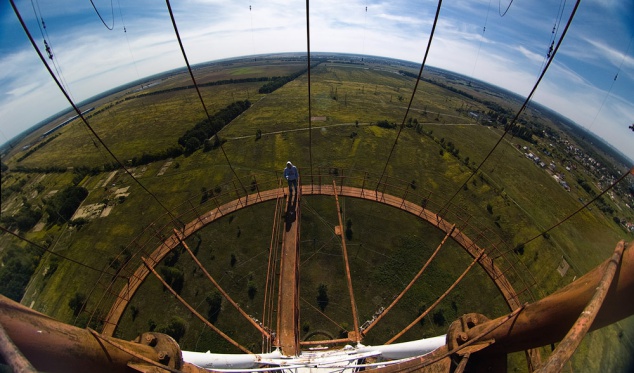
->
[[1, 57, 633, 371]]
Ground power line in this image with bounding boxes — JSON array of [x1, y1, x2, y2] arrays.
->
[[470, 0, 492, 80], [10, 0, 181, 225], [116, 0, 141, 79], [520, 167, 634, 248], [89, 0, 115, 30], [498, 0, 514, 17], [586, 34, 633, 132], [165, 0, 246, 193], [249, 5, 256, 57], [306, 0, 314, 183], [361, 3, 368, 59], [30, 0, 109, 164], [30, 0, 74, 102], [376, 0, 443, 190], [538, 0, 567, 74], [438, 0, 581, 217]]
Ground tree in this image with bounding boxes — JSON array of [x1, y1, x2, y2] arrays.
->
[[200, 187, 209, 204], [203, 139, 213, 152], [159, 316, 187, 342], [417, 304, 428, 326], [377, 120, 395, 129], [248, 280, 257, 300], [148, 319, 157, 331], [68, 292, 87, 316], [206, 291, 223, 323], [4, 205, 43, 231], [184, 137, 201, 154], [514, 243, 525, 255], [164, 249, 180, 267], [45, 186, 88, 224], [0, 247, 39, 301], [432, 309, 446, 326], [159, 266, 184, 294], [316, 283, 329, 311]]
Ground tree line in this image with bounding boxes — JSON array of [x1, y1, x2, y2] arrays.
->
[[16, 134, 61, 163], [9, 65, 323, 175], [129, 77, 273, 101], [258, 63, 321, 94], [178, 100, 252, 154]]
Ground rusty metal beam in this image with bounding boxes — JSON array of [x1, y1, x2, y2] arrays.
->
[[535, 240, 625, 372], [373, 306, 525, 373], [362, 225, 456, 336], [466, 240, 634, 355], [332, 180, 361, 342], [0, 294, 163, 373], [105, 185, 523, 339], [0, 321, 37, 373], [87, 328, 182, 373], [276, 190, 301, 356]]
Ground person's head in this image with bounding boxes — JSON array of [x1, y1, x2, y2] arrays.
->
[[286, 161, 292, 168]]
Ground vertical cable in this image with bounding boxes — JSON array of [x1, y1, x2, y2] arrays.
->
[[438, 0, 581, 216], [306, 0, 314, 183], [10, 0, 180, 224], [165, 0, 246, 193], [376, 0, 443, 190]]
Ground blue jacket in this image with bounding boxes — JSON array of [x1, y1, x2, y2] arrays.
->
[[284, 165, 298, 181]]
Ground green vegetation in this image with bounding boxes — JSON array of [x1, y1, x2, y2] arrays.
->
[[1, 57, 632, 371], [1, 203, 42, 231], [45, 186, 88, 225], [258, 64, 317, 93], [158, 316, 187, 342], [179, 100, 252, 154], [206, 291, 223, 323], [0, 246, 41, 301], [68, 292, 87, 316]]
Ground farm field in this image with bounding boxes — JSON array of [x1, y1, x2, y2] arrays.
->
[[1, 56, 633, 372]]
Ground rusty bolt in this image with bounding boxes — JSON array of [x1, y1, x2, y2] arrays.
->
[[157, 351, 170, 362], [145, 334, 157, 346]]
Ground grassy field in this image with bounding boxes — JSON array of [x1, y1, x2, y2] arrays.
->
[[2, 57, 633, 371]]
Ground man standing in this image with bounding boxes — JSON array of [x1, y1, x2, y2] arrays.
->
[[284, 161, 298, 197]]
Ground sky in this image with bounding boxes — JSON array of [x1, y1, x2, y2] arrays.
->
[[1, 0, 633, 161]]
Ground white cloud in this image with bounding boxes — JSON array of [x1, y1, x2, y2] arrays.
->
[[584, 37, 634, 69], [5, 82, 40, 97], [515, 45, 545, 65], [1, 0, 632, 159]]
